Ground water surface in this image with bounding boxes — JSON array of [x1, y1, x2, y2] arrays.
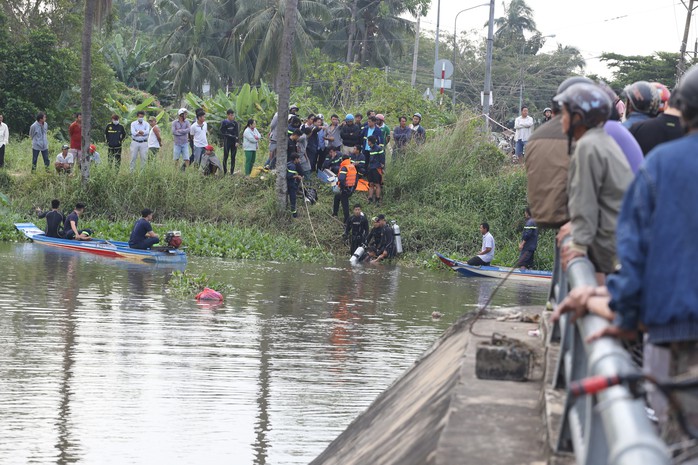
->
[[0, 243, 546, 464]]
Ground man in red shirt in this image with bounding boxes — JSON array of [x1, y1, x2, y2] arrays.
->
[[68, 112, 82, 167]]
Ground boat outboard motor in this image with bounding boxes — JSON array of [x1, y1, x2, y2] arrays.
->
[[164, 231, 183, 248], [350, 245, 366, 266], [391, 221, 403, 254]]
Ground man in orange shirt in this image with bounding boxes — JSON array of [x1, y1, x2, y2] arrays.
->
[[68, 112, 82, 168]]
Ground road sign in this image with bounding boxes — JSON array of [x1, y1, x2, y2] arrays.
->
[[433, 59, 454, 79], [434, 79, 452, 89]]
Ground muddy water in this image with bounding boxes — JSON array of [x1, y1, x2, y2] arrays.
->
[[0, 243, 546, 464]]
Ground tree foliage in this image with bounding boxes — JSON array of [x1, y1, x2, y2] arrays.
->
[[600, 52, 682, 92]]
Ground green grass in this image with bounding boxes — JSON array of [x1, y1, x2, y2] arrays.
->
[[0, 112, 554, 269]]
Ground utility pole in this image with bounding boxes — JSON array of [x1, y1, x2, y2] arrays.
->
[[434, 0, 441, 64], [677, 0, 697, 81], [483, 0, 495, 130], [411, 12, 421, 87]]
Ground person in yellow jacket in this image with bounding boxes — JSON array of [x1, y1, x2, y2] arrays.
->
[[332, 154, 358, 222]]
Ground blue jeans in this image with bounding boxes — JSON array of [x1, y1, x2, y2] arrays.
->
[[173, 143, 189, 161], [515, 139, 527, 157], [32, 149, 49, 170]]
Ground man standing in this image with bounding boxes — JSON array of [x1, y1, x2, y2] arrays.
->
[[542, 107, 552, 123], [339, 114, 362, 154], [172, 108, 191, 169], [409, 113, 426, 145], [467, 223, 495, 266], [517, 208, 538, 269], [220, 109, 239, 175], [29, 112, 49, 172], [514, 106, 534, 161], [68, 113, 82, 166], [147, 116, 162, 160], [366, 136, 385, 206], [190, 108, 208, 166], [63, 203, 92, 240], [128, 208, 160, 250], [129, 110, 150, 171], [37, 199, 64, 238], [286, 152, 303, 218], [629, 91, 683, 156], [0, 114, 8, 168], [105, 114, 126, 165], [333, 154, 358, 222], [361, 116, 384, 166], [392, 116, 412, 160], [343, 204, 369, 255], [54, 144, 74, 174], [621, 81, 660, 129], [554, 83, 632, 277], [324, 114, 343, 158]]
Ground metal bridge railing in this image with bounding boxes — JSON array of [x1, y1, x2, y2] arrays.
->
[[549, 242, 671, 465]]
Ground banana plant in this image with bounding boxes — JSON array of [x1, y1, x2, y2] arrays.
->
[[105, 95, 166, 126]]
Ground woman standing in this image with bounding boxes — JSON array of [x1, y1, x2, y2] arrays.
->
[[242, 119, 261, 175]]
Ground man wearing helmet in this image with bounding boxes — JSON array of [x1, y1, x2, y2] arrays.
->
[[629, 90, 683, 156], [555, 82, 633, 278], [621, 81, 661, 129], [542, 108, 552, 123]]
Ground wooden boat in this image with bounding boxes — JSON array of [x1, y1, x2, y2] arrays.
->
[[435, 252, 551, 283], [15, 223, 187, 264]]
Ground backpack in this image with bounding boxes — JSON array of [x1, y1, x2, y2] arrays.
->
[[303, 187, 318, 205]]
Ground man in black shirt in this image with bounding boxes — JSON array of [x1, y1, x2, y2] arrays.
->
[[63, 203, 91, 240], [630, 92, 684, 156], [343, 204, 369, 254], [220, 109, 239, 174], [105, 114, 127, 165], [37, 199, 64, 238], [371, 214, 395, 263]]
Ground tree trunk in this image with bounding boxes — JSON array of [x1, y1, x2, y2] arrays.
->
[[274, 0, 300, 213], [359, 17, 369, 65], [346, 0, 357, 63], [411, 12, 421, 87], [81, 0, 95, 183]]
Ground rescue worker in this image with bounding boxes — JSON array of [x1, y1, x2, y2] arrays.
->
[[37, 199, 64, 238], [332, 154, 358, 222], [287, 152, 303, 218], [343, 204, 369, 254], [364, 216, 383, 259], [350, 145, 366, 177], [517, 207, 538, 269], [322, 146, 342, 174], [370, 214, 395, 263], [367, 136, 385, 206]]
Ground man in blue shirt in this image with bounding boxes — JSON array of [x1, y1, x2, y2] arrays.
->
[[516, 207, 538, 269], [366, 136, 385, 206], [129, 208, 159, 249]]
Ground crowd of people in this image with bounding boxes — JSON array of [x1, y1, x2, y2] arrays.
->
[[512, 67, 698, 451]]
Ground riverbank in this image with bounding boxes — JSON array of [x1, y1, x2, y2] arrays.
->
[[0, 114, 554, 268]]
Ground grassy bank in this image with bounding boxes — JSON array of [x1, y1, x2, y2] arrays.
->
[[0, 113, 554, 269]]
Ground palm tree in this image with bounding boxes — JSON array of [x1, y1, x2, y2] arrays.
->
[[233, 0, 329, 84], [491, 0, 538, 44], [81, 0, 111, 182], [155, 0, 232, 95], [274, 0, 300, 211]]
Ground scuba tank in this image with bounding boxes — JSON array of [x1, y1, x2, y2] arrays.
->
[[350, 246, 365, 265], [391, 221, 403, 254]]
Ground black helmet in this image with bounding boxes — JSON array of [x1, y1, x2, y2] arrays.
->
[[552, 76, 593, 112], [676, 64, 698, 127], [596, 81, 621, 121], [623, 81, 661, 116], [554, 82, 611, 129]]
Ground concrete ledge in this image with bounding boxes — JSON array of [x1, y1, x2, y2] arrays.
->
[[310, 307, 548, 465]]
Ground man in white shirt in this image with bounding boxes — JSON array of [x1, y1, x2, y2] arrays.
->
[[190, 108, 208, 166], [514, 106, 534, 161], [467, 223, 495, 266], [0, 114, 8, 168], [55, 144, 74, 174], [130, 110, 150, 171]]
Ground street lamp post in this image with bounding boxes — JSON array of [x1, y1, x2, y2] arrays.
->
[[519, 34, 556, 110], [452, 3, 490, 107]]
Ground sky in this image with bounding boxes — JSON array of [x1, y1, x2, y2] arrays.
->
[[418, 0, 695, 78]]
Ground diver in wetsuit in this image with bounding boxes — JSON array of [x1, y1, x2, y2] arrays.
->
[[343, 204, 369, 254]]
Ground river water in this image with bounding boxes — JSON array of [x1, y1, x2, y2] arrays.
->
[[0, 243, 547, 465]]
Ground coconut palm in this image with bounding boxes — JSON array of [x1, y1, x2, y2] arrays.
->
[[155, 0, 232, 95], [490, 0, 538, 44], [233, 0, 329, 83], [81, 0, 112, 181]]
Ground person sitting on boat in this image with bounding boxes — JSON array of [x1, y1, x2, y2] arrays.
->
[[343, 204, 369, 255], [129, 208, 160, 250], [55, 144, 74, 174], [370, 214, 395, 264], [63, 203, 92, 240], [516, 208, 538, 269], [467, 223, 495, 266], [37, 199, 64, 238]]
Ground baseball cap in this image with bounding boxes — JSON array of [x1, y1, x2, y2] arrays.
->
[[377, 214, 385, 221], [89, 144, 96, 152], [376, 114, 385, 121], [290, 104, 299, 111], [177, 108, 188, 115], [413, 112, 422, 119], [372, 216, 380, 223], [205, 145, 214, 151], [345, 114, 354, 121], [61, 144, 69, 150]]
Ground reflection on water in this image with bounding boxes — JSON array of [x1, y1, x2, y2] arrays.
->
[[0, 244, 547, 464]]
